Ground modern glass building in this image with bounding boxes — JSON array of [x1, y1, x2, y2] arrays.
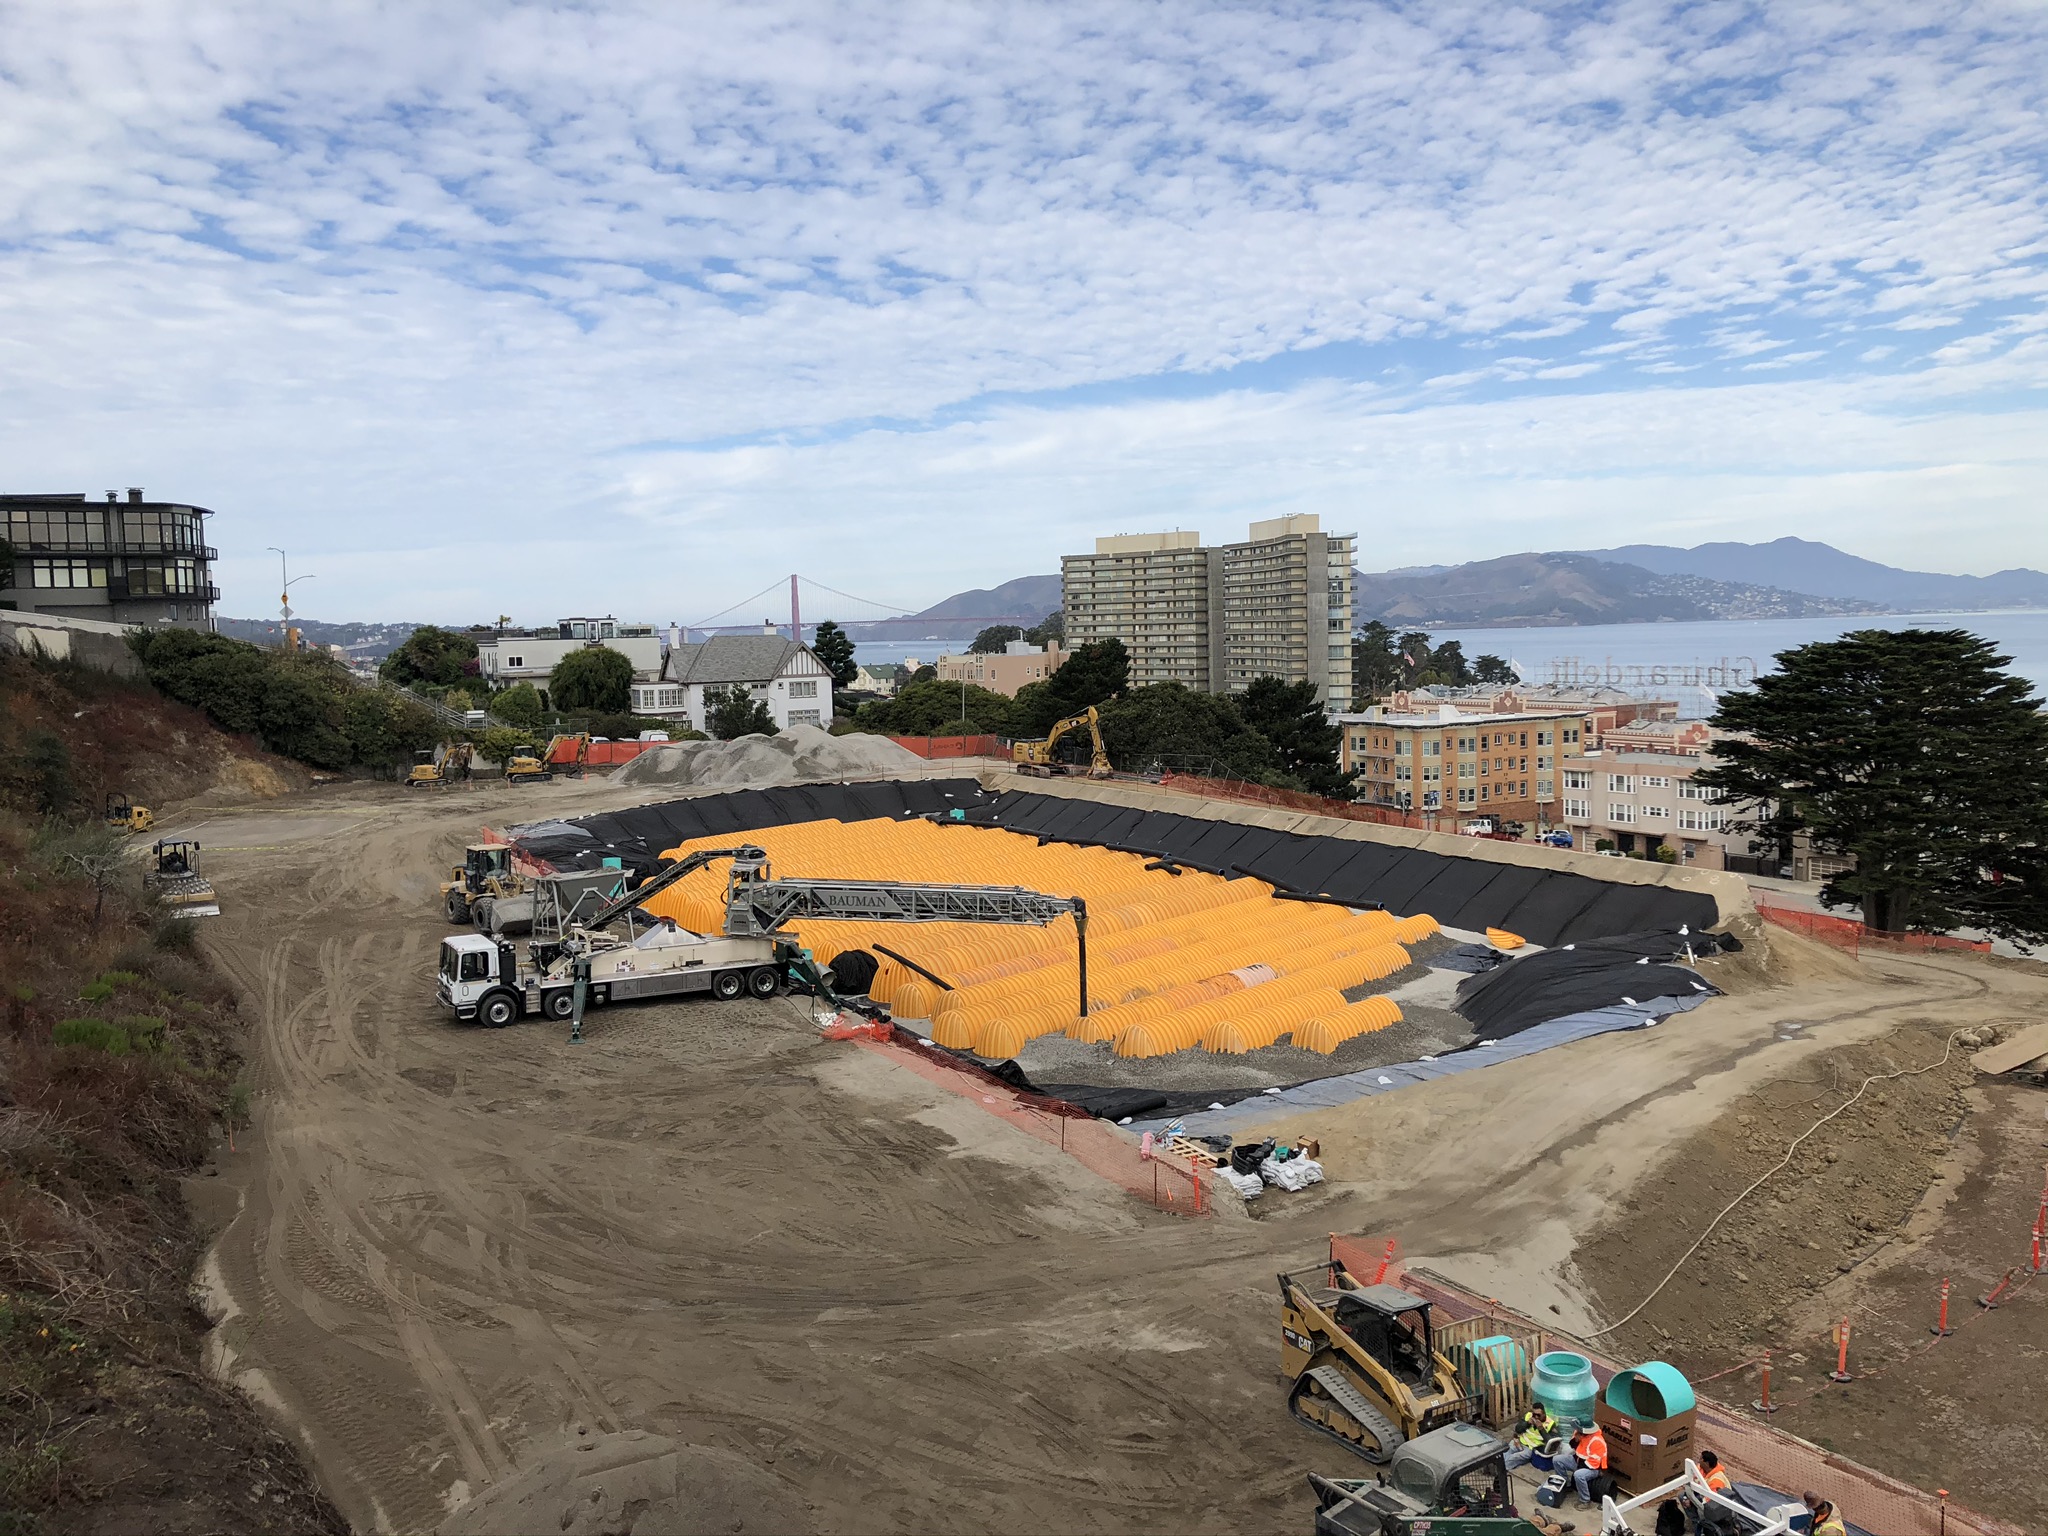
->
[[1, 488, 218, 629]]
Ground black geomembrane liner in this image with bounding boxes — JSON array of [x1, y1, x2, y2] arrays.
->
[[520, 782, 1718, 945]]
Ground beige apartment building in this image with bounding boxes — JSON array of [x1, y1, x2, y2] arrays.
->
[[935, 641, 1066, 697], [1062, 531, 1222, 689], [1337, 703, 1592, 830], [1559, 746, 1744, 870], [1378, 686, 1677, 744], [1060, 516, 1355, 706]]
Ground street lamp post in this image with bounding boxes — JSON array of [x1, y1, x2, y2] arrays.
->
[[266, 547, 316, 646]]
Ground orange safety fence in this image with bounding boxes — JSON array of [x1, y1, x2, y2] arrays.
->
[[849, 1027, 1209, 1217], [1756, 898, 1992, 956], [550, 739, 662, 766], [1327, 1235, 2024, 1536], [887, 734, 1003, 759]]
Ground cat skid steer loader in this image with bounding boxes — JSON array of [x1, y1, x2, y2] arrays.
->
[[1281, 1262, 1481, 1465]]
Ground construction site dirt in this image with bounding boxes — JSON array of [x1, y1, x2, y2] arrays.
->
[[179, 775, 2048, 1534]]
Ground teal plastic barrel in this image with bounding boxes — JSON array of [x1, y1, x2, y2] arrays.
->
[[1604, 1361, 1695, 1420], [1532, 1350, 1598, 1428], [1457, 1334, 1528, 1389]]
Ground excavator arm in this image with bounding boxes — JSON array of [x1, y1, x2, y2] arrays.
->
[[1012, 705, 1111, 777]]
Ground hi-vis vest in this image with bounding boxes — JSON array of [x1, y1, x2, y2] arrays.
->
[[1578, 1431, 1609, 1470]]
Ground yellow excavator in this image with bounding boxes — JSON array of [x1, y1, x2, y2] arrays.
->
[[405, 740, 475, 788], [103, 793, 155, 834], [1012, 706, 1111, 779], [506, 732, 590, 787], [1280, 1260, 1481, 1464]]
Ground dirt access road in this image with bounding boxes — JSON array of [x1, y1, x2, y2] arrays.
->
[[179, 779, 2048, 1534]]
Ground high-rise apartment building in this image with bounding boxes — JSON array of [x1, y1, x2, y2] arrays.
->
[[1218, 515, 1353, 708], [1060, 517, 1355, 705], [1061, 531, 1222, 689]]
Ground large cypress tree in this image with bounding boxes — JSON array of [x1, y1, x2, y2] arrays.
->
[[1697, 628, 2048, 939]]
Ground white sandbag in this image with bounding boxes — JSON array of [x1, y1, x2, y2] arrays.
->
[[1259, 1155, 1325, 1192], [1219, 1167, 1264, 1200]]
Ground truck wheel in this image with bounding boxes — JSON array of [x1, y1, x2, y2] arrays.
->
[[446, 890, 471, 923], [479, 990, 520, 1028], [543, 989, 576, 1020], [747, 966, 781, 998], [712, 970, 745, 1001]]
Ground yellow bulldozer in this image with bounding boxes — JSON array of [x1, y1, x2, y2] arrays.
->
[[103, 792, 155, 834], [1011, 706, 1111, 778], [1280, 1261, 1482, 1464], [406, 741, 474, 789], [439, 843, 527, 924]]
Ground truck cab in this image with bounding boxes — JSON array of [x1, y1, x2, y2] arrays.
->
[[438, 934, 525, 1023]]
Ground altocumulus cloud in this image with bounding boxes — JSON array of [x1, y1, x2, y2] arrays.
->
[[1, 0, 2044, 619]]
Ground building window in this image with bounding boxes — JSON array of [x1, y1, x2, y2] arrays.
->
[[1457, 787, 1476, 806], [1537, 754, 1551, 770], [1456, 735, 1476, 753], [29, 558, 105, 588], [1678, 808, 1725, 831], [1563, 798, 1590, 820], [1396, 765, 1411, 781], [1564, 726, 1581, 744], [1394, 739, 1410, 756], [1423, 790, 1441, 809], [1537, 778, 1553, 798], [1644, 804, 1670, 819], [1607, 774, 1635, 793], [1610, 802, 1637, 824], [1423, 739, 1440, 756], [1678, 781, 1725, 802], [1564, 769, 1589, 791], [1537, 729, 1552, 745], [505, 654, 525, 669], [789, 680, 818, 699], [1642, 775, 1671, 789], [1422, 767, 1440, 783], [1458, 762, 1474, 780], [789, 709, 822, 727]]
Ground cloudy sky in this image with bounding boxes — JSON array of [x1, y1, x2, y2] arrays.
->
[[5, 2, 2046, 624]]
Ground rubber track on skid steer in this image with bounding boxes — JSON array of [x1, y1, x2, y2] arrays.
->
[[1291, 1365, 1406, 1465]]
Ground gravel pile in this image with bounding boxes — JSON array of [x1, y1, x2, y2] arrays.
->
[[613, 726, 923, 789]]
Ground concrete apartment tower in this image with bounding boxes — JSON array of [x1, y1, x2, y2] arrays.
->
[[1218, 514, 1354, 708], [1059, 516, 1355, 707], [1061, 531, 1224, 690]]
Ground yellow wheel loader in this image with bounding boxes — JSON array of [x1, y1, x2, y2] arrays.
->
[[1281, 1263, 1481, 1464], [439, 843, 528, 925]]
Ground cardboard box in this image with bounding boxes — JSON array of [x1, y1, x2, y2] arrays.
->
[[1593, 1397, 1696, 1490]]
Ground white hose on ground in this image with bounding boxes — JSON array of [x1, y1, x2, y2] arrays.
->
[[1584, 1026, 1972, 1339]]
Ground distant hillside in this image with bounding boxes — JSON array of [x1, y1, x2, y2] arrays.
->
[[216, 617, 419, 659], [1352, 553, 1881, 628], [1574, 537, 2048, 612], [841, 573, 1061, 642]]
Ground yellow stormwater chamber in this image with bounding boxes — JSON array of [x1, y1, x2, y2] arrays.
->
[[638, 816, 1441, 1059]]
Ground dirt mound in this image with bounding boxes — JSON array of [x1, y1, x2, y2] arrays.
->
[[0, 651, 305, 816], [436, 1432, 809, 1536], [613, 725, 921, 789]]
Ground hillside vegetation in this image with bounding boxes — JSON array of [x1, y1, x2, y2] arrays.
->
[[0, 658, 340, 1533]]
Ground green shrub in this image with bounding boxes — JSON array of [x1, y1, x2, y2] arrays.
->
[[99, 970, 142, 987], [53, 1018, 131, 1054], [77, 979, 115, 1003], [153, 914, 199, 950], [117, 1015, 169, 1052]]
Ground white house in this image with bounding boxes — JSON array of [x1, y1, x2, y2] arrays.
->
[[630, 634, 834, 732], [476, 617, 664, 692]]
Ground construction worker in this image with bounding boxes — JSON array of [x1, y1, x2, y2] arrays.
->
[[1504, 1400, 1556, 1470], [1571, 1421, 1610, 1504], [1697, 1450, 1732, 1495], [1810, 1498, 1847, 1536]]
